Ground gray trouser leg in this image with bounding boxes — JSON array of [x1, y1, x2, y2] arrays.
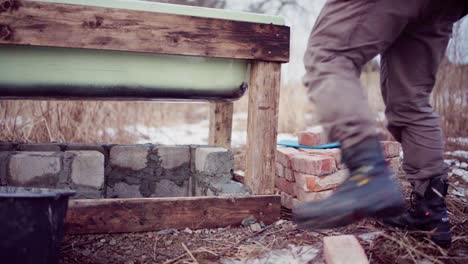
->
[[303, 0, 419, 148], [380, 1, 464, 195], [304, 0, 464, 194]]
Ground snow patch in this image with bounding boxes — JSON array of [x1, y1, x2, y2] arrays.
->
[[222, 244, 320, 264], [126, 118, 295, 148], [452, 168, 468, 182], [446, 150, 468, 159], [448, 137, 468, 146]]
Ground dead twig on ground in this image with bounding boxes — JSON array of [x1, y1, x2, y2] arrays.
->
[[181, 243, 199, 264]]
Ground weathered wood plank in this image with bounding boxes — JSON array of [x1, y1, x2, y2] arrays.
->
[[65, 195, 281, 234], [245, 61, 281, 194], [208, 101, 233, 149], [0, 0, 290, 62], [324, 235, 369, 264]]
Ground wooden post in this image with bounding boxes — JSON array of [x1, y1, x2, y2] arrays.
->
[[208, 101, 233, 149], [245, 61, 281, 195]]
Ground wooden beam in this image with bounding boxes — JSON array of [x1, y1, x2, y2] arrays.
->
[[0, 0, 290, 62], [324, 235, 369, 264], [65, 195, 281, 234], [208, 101, 233, 149], [245, 61, 281, 194]]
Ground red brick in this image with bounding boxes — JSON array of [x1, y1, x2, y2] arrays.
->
[[275, 162, 285, 177], [284, 167, 296, 181], [299, 131, 330, 147], [291, 154, 336, 175], [324, 235, 369, 264], [280, 191, 301, 209], [276, 147, 301, 168], [275, 176, 295, 195], [301, 148, 342, 167], [295, 169, 348, 192], [294, 186, 334, 202], [386, 157, 400, 174], [382, 141, 400, 158]]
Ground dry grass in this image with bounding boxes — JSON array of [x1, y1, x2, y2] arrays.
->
[[432, 59, 468, 138], [0, 101, 208, 144]]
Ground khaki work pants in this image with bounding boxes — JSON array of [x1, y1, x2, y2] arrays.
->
[[303, 0, 466, 195]]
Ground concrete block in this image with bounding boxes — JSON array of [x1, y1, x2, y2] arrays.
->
[[66, 144, 107, 157], [211, 180, 251, 196], [17, 143, 62, 152], [295, 169, 348, 192], [294, 186, 333, 202], [291, 154, 336, 176], [110, 145, 150, 170], [8, 152, 61, 185], [0, 142, 16, 151], [0, 152, 11, 185], [157, 146, 190, 169], [68, 151, 104, 188], [153, 179, 189, 197], [275, 176, 294, 195], [323, 235, 369, 264], [195, 147, 232, 175], [107, 182, 143, 198]]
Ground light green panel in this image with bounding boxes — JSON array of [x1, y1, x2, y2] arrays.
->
[[35, 0, 285, 25], [0, 45, 248, 91], [0, 0, 286, 99]]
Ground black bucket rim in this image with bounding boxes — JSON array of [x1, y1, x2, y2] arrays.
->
[[0, 186, 76, 198]]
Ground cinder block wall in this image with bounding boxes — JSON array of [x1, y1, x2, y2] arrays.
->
[[0, 142, 250, 199]]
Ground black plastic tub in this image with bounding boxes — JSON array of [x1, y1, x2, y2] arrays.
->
[[0, 187, 75, 264]]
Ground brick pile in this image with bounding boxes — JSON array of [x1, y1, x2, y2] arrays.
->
[[276, 132, 401, 209]]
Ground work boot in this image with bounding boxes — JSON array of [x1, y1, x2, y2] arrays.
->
[[383, 178, 451, 248], [294, 137, 405, 230]]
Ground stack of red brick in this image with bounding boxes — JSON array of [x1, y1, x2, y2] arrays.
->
[[276, 132, 401, 209]]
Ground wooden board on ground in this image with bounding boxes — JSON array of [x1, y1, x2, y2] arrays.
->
[[0, 0, 289, 62], [65, 195, 281, 234], [323, 235, 369, 264]]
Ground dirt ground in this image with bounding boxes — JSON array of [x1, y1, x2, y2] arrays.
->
[[61, 150, 467, 264]]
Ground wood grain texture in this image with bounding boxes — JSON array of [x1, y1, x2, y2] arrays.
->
[[324, 235, 369, 264], [65, 195, 281, 234], [245, 61, 281, 195], [208, 101, 233, 149], [0, 0, 290, 62]]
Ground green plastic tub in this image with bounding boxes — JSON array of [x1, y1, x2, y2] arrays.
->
[[0, 0, 285, 101]]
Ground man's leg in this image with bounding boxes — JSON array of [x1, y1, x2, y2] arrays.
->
[[295, 0, 427, 229], [381, 0, 465, 247]]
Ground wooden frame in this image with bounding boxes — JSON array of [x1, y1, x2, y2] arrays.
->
[[0, 0, 289, 195], [66, 195, 280, 234]]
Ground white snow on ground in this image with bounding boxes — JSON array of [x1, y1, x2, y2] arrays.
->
[[358, 231, 383, 243], [452, 168, 468, 183], [222, 244, 320, 264], [126, 113, 296, 147], [445, 150, 468, 159], [448, 137, 468, 146]]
